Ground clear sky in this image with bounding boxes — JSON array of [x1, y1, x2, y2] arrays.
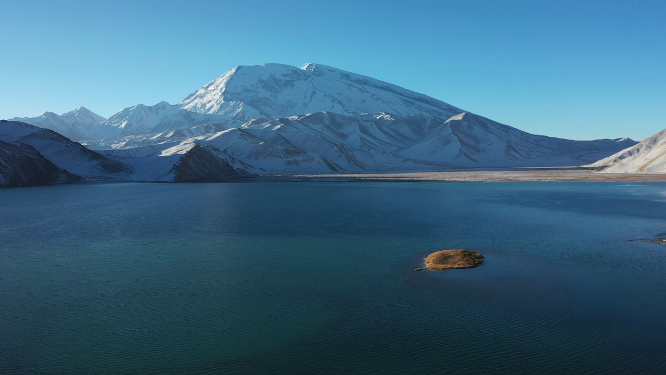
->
[[1, 0, 664, 140]]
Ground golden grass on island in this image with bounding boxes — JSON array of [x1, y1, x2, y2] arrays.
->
[[424, 249, 484, 271]]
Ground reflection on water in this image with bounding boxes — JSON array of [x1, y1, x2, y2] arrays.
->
[[1, 182, 665, 374]]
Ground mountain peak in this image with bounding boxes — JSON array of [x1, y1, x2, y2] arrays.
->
[[178, 62, 462, 121], [64, 106, 91, 116], [61, 106, 107, 123]]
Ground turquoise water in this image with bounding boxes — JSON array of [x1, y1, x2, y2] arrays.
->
[[1, 182, 666, 374]]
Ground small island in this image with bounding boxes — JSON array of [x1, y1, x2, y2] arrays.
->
[[418, 249, 484, 271]]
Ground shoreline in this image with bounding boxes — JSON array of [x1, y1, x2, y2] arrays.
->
[[252, 169, 666, 183], [4, 169, 666, 188]]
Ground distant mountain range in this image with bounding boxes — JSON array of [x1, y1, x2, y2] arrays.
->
[[2, 62, 653, 186], [10, 106, 110, 141]]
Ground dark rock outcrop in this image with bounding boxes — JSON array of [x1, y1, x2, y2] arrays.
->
[[173, 145, 243, 182], [0, 120, 132, 179], [0, 139, 83, 187]]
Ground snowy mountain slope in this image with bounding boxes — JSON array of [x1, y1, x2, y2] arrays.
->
[[209, 112, 635, 172], [91, 111, 636, 174], [396, 112, 637, 165], [9, 107, 113, 141], [179, 63, 463, 121], [0, 139, 82, 187], [61, 106, 106, 128], [586, 128, 666, 173], [100, 101, 174, 137], [0, 120, 132, 179]]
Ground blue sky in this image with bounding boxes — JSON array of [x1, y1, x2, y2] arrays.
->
[[1, 0, 664, 140]]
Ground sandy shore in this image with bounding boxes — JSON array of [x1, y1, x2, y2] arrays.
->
[[254, 169, 666, 182]]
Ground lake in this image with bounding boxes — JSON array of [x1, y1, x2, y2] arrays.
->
[[1, 182, 665, 374]]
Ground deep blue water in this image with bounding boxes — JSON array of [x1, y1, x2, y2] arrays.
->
[[1, 182, 666, 374]]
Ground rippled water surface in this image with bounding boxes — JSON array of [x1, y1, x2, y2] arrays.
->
[[1, 182, 666, 374]]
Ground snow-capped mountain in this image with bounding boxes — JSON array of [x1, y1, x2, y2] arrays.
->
[[0, 120, 132, 180], [9, 106, 113, 141], [5, 62, 640, 179], [92, 63, 467, 139], [179, 63, 462, 120], [586, 128, 666, 173], [60, 106, 106, 127], [78, 62, 635, 174]]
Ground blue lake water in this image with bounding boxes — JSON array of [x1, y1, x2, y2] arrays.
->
[[1, 182, 666, 374]]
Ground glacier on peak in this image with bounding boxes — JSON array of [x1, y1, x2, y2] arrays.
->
[[446, 113, 467, 123], [177, 62, 463, 121], [301, 62, 316, 71]]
